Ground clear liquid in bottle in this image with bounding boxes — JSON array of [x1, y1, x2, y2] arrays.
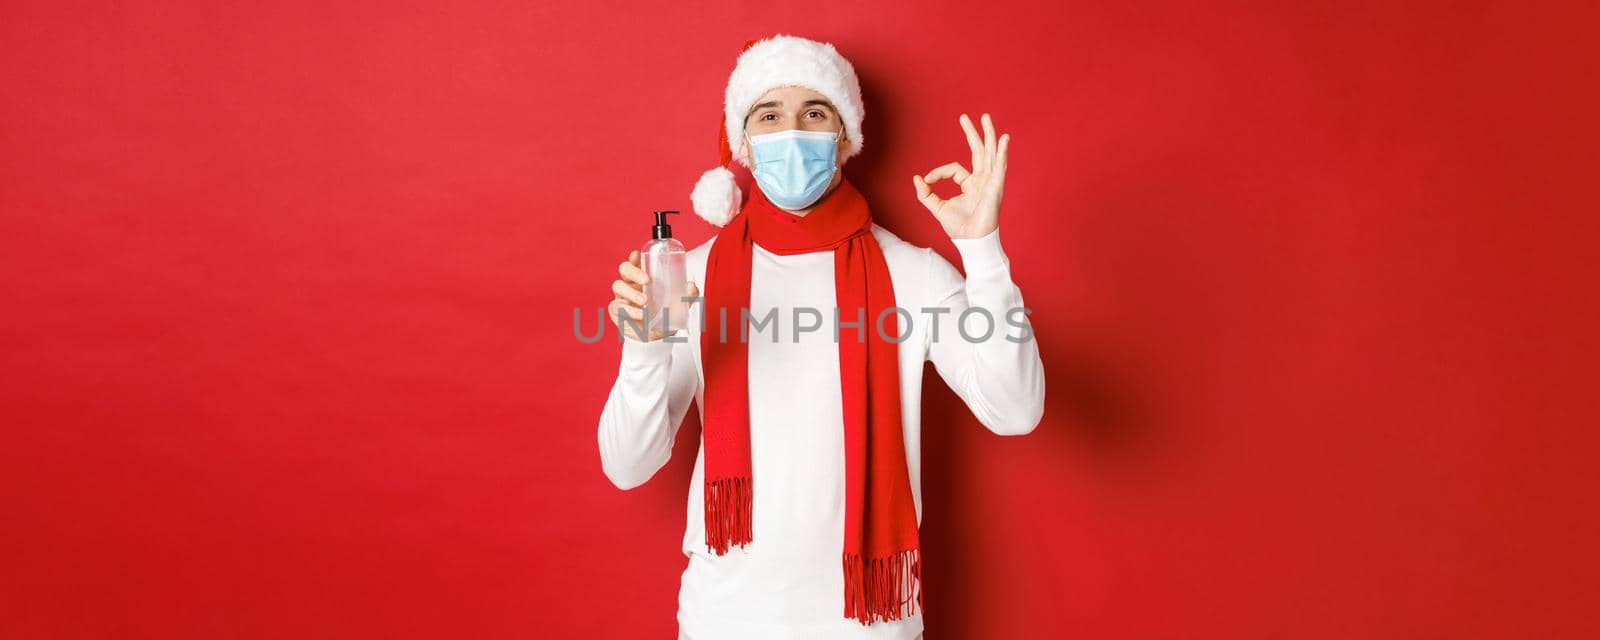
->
[[641, 211, 687, 337]]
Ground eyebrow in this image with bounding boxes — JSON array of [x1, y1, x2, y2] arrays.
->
[[747, 98, 837, 117]]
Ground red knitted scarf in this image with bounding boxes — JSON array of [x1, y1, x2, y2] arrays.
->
[[699, 176, 922, 624]]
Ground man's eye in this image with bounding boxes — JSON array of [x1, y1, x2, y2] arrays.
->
[[806, 110, 824, 118], [761, 113, 775, 121]]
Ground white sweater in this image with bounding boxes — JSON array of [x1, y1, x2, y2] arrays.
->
[[597, 225, 1045, 640]]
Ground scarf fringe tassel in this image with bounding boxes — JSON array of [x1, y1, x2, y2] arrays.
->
[[843, 547, 922, 625], [704, 476, 753, 555]]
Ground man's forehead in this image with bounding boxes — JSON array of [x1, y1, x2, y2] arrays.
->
[[747, 93, 837, 114], [756, 86, 829, 101]]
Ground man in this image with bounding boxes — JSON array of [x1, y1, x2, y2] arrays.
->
[[598, 34, 1045, 639]]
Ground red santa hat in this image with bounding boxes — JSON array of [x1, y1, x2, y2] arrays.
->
[[689, 34, 866, 226]]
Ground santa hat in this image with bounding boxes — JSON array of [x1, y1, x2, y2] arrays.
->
[[689, 34, 866, 226]]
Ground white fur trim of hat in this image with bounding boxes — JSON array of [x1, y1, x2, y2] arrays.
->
[[688, 34, 865, 226]]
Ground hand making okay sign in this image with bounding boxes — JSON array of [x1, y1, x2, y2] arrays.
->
[[912, 112, 1011, 240]]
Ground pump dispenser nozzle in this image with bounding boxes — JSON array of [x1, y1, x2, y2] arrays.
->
[[652, 210, 679, 239]]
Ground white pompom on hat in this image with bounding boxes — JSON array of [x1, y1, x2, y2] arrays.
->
[[688, 34, 866, 226]]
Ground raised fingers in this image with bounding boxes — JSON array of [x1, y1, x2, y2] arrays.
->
[[959, 113, 985, 171], [981, 113, 997, 168], [995, 132, 1010, 177]]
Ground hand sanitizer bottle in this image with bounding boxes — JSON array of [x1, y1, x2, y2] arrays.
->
[[641, 210, 687, 336]]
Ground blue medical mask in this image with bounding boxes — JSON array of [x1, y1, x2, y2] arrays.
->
[[747, 128, 841, 210]]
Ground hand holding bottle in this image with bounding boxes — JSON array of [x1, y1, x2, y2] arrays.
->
[[610, 250, 698, 342]]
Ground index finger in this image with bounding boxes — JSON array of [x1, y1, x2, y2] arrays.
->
[[619, 254, 649, 285], [923, 162, 971, 185]]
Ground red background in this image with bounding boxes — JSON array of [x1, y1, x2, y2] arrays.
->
[[3, 1, 1597, 638]]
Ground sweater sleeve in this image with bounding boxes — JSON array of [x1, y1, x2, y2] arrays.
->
[[924, 228, 1046, 436], [596, 331, 699, 489]]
